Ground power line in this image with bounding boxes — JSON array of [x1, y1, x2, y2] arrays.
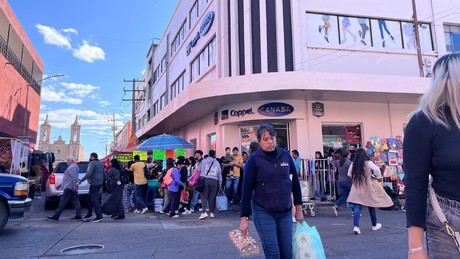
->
[[122, 78, 145, 135]]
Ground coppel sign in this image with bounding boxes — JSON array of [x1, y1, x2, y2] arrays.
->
[[222, 108, 255, 119], [258, 102, 294, 117], [186, 11, 215, 56]]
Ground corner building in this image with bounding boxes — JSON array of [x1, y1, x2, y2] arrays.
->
[[135, 0, 456, 158]]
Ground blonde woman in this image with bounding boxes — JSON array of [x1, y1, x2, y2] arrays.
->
[[405, 52, 460, 258]]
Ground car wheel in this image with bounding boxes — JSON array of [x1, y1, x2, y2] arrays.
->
[[44, 198, 56, 210], [0, 201, 8, 232]]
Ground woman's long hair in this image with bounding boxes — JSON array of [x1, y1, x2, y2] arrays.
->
[[351, 148, 370, 187], [110, 159, 122, 171], [417, 52, 460, 129], [165, 158, 174, 172]]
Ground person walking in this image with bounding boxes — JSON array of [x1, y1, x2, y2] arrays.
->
[[189, 150, 204, 213], [77, 152, 105, 223], [332, 148, 352, 216], [405, 53, 460, 258], [161, 160, 185, 218], [198, 150, 222, 220], [47, 155, 82, 220], [102, 159, 125, 220], [346, 148, 392, 234], [225, 147, 243, 206], [240, 124, 303, 259], [129, 155, 148, 214]]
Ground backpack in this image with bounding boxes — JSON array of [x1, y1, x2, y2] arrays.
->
[[119, 169, 129, 185], [161, 168, 174, 188]]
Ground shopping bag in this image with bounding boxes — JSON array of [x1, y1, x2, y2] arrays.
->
[[216, 190, 228, 211], [228, 229, 260, 256], [180, 189, 189, 203], [292, 222, 326, 259], [189, 167, 201, 187]]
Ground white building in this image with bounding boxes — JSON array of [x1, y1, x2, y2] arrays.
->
[[134, 0, 457, 158]]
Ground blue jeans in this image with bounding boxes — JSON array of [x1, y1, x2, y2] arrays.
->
[[190, 189, 200, 211], [378, 20, 391, 39], [252, 201, 292, 259], [135, 184, 147, 209], [225, 176, 240, 203], [353, 204, 377, 227], [336, 182, 352, 207]]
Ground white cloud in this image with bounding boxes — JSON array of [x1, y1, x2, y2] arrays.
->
[[61, 82, 99, 97], [88, 93, 100, 100], [73, 40, 105, 63], [41, 85, 82, 104], [141, 69, 146, 75], [62, 28, 78, 34], [36, 24, 72, 49], [99, 100, 111, 107], [40, 104, 47, 109]]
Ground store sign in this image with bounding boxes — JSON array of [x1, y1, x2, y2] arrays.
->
[[230, 108, 255, 117], [114, 154, 133, 162], [186, 11, 215, 56], [258, 102, 294, 117], [312, 102, 325, 117]]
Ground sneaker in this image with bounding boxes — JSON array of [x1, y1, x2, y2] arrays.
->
[[175, 210, 179, 214], [190, 209, 195, 213], [318, 25, 322, 33], [182, 210, 192, 215], [172, 215, 180, 218], [210, 213, 215, 218], [324, 36, 329, 43], [91, 217, 103, 223], [70, 216, 82, 220], [292, 217, 297, 223], [111, 215, 118, 219], [353, 226, 361, 235], [361, 40, 367, 46], [372, 223, 382, 231], [47, 216, 59, 221], [199, 212, 208, 220], [359, 30, 362, 38], [141, 207, 148, 214], [133, 209, 140, 214], [333, 205, 338, 217], [82, 216, 92, 222], [159, 210, 165, 214]]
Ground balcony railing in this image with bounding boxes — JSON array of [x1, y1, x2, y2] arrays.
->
[[0, 34, 41, 95]]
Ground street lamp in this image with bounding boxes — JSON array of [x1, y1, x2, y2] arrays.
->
[[22, 74, 64, 137]]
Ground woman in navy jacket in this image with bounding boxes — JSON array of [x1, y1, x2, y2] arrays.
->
[[240, 124, 303, 259]]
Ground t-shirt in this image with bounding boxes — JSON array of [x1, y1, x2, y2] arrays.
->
[[294, 157, 301, 174], [129, 161, 147, 185], [232, 154, 244, 177]]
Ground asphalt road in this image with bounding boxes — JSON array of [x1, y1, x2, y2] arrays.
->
[[0, 195, 407, 258]]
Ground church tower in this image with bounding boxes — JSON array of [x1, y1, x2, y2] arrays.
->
[[39, 114, 51, 147], [70, 115, 81, 144]]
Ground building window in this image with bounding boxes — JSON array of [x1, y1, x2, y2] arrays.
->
[[305, 13, 433, 51], [161, 55, 167, 73], [171, 20, 188, 56], [190, 38, 216, 82], [160, 94, 166, 110], [190, 1, 198, 28], [147, 109, 151, 121], [198, 0, 208, 15], [445, 25, 460, 52], [153, 101, 159, 116]]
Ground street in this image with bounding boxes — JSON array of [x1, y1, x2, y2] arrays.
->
[[0, 196, 407, 259]]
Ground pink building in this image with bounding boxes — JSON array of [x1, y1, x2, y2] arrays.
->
[[0, 0, 44, 144], [134, 0, 457, 158]]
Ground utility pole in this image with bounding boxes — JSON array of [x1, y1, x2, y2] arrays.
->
[[102, 113, 118, 150], [99, 138, 109, 157], [122, 78, 145, 135], [412, 0, 425, 77]]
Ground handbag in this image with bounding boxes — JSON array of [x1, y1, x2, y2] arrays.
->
[[429, 185, 460, 253], [195, 161, 214, 193]]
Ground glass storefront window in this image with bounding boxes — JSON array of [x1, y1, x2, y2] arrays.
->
[[208, 133, 216, 151], [322, 124, 362, 157], [240, 123, 290, 154]]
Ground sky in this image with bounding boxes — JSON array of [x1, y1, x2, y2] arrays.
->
[[8, 0, 178, 158]]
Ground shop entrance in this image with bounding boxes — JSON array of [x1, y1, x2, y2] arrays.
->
[[322, 124, 363, 156], [240, 123, 289, 154]]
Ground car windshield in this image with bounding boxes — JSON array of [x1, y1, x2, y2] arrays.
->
[[54, 162, 89, 174]]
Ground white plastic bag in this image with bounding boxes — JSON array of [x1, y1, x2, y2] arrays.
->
[[292, 222, 326, 259]]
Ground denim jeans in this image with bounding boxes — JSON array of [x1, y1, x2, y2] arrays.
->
[[252, 201, 292, 259], [87, 184, 102, 218], [135, 184, 147, 209], [190, 189, 200, 211], [353, 204, 377, 227], [426, 193, 460, 257], [225, 176, 240, 203], [336, 182, 352, 207]]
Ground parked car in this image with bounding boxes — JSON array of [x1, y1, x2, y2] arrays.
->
[[44, 161, 90, 210], [0, 173, 32, 232]]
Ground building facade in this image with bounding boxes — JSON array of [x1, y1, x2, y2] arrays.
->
[[134, 0, 456, 158], [0, 0, 44, 144], [38, 115, 85, 161]]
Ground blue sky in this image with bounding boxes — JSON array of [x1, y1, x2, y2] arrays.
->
[[9, 0, 178, 158]]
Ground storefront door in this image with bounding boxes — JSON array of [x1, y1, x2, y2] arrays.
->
[[322, 124, 362, 156], [240, 123, 289, 154]]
